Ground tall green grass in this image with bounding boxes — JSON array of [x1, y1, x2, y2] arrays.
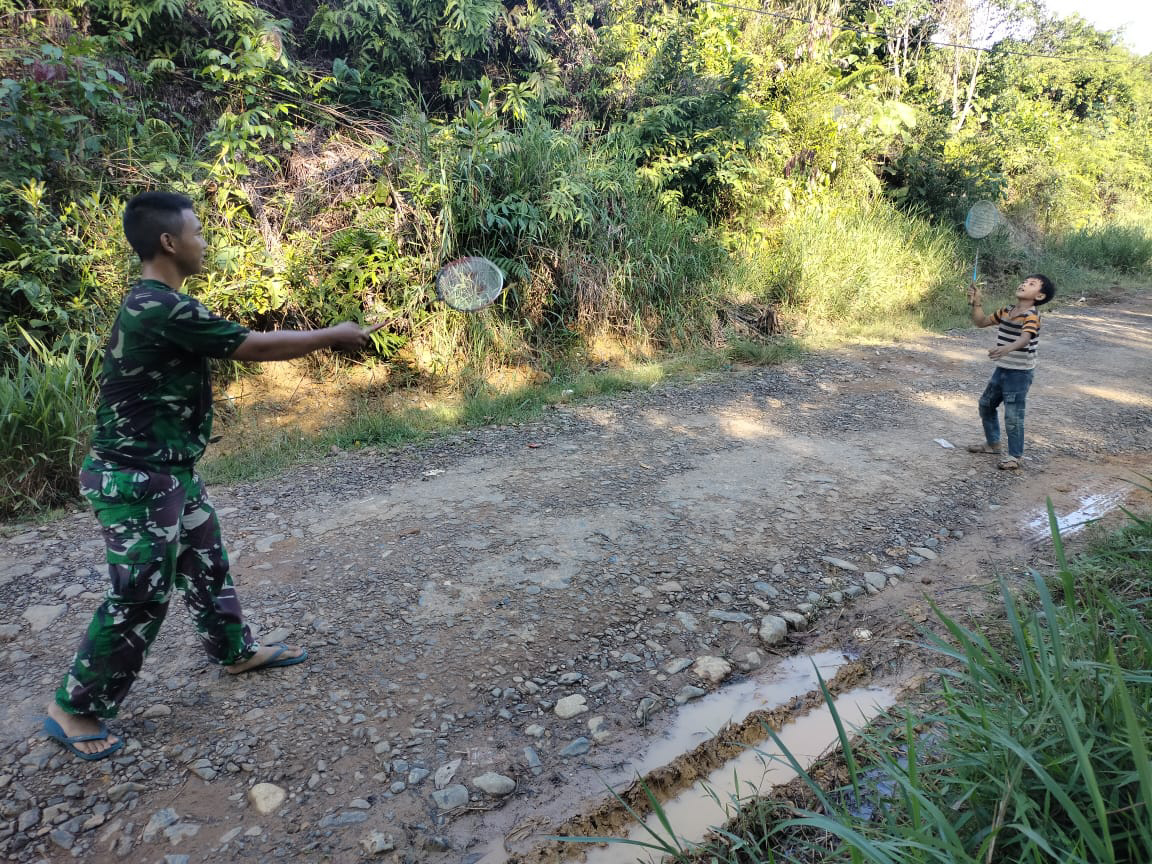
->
[[0, 334, 99, 516], [578, 494, 1152, 863], [1054, 224, 1152, 274], [732, 193, 970, 339]]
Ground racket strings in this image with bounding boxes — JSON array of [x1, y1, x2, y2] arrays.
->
[[965, 201, 1000, 239], [435, 257, 504, 311]]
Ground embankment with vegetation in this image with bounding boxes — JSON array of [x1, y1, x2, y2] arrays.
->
[[3, 0, 1152, 514]]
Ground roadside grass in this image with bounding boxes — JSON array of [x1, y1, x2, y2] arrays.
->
[[3, 182, 1146, 514], [577, 493, 1152, 863], [0, 333, 99, 518], [199, 338, 804, 487]]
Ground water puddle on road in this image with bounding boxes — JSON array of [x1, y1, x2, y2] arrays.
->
[[471, 652, 895, 864], [579, 685, 897, 864], [1023, 483, 1131, 542], [610, 650, 847, 783]]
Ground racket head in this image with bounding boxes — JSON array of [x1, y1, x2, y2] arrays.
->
[[435, 256, 504, 312], [964, 200, 1000, 239]]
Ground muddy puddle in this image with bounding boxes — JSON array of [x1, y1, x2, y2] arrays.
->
[[576, 685, 897, 864], [1023, 481, 1132, 542], [472, 652, 897, 864], [609, 650, 848, 783]]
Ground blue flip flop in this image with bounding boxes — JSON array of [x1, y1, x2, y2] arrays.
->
[[42, 715, 124, 762], [235, 642, 308, 673]]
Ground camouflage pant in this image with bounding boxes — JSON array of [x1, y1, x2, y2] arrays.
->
[[56, 460, 258, 718]]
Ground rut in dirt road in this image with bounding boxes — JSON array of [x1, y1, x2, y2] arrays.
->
[[1, 291, 1150, 863]]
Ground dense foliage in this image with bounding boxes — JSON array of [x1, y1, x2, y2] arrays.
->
[[2, 0, 1151, 512]]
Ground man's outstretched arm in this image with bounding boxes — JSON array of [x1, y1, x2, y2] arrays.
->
[[231, 321, 384, 362]]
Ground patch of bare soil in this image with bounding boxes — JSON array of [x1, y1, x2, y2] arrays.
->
[[1, 290, 1150, 863]]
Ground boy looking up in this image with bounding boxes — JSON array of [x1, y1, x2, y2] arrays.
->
[[966, 274, 1056, 471], [43, 191, 382, 760]]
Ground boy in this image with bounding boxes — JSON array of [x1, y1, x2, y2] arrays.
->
[[43, 191, 383, 760], [966, 274, 1056, 470]]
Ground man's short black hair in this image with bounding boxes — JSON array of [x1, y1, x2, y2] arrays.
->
[[122, 191, 195, 260], [1029, 273, 1056, 306]]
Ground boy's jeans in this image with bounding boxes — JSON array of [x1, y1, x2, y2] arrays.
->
[[978, 367, 1034, 459]]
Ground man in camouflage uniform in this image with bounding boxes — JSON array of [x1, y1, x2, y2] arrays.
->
[[44, 191, 381, 759]]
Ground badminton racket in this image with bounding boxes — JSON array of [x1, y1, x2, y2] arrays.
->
[[964, 200, 1000, 282]]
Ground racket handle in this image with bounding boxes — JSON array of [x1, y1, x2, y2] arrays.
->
[[971, 250, 980, 283]]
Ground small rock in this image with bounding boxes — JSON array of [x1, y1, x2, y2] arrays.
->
[[734, 649, 764, 672], [708, 610, 752, 623], [691, 656, 732, 683], [472, 772, 516, 796], [431, 785, 469, 810], [142, 704, 172, 719], [554, 695, 588, 719], [361, 831, 395, 855], [17, 808, 40, 832], [319, 811, 369, 828], [559, 738, 591, 757], [675, 686, 707, 704], [910, 547, 938, 560], [142, 808, 180, 842], [22, 604, 67, 633], [107, 782, 146, 802], [636, 697, 658, 724], [664, 657, 693, 675], [164, 822, 200, 844], [821, 557, 859, 572], [434, 759, 461, 789], [753, 581, 780, 599], [780, 611, 808, 630], [758, 615, 789, 645], [864, 572, 887, 592], [248, 783, 286, 815]]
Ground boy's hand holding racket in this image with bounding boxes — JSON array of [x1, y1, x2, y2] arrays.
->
[[967, 282, 982, 306]]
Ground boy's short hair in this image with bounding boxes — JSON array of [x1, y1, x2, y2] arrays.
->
[[1029, 273, 1056, 306], [123, 191, 195, 261]]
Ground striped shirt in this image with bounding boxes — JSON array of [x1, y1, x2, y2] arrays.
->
[[991, 305, 1040, 370]]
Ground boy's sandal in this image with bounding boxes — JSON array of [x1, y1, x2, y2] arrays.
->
[[997, 457, 1020, 470], [967, 442, 1002, 454]]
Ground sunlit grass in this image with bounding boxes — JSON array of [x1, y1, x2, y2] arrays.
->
[[199, 341, 803, 487]]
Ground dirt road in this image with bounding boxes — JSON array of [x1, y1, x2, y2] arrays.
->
[[1, 290, 1150, 862]]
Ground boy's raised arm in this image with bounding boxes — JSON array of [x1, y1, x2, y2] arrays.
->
[[966, 283, 996, 327]]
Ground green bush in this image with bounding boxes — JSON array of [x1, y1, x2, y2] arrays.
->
[[1055, 224, 1152, 273], [0, 334, 99, 516]]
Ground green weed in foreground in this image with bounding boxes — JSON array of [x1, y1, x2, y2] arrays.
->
[[574, 496, 1152, 864]]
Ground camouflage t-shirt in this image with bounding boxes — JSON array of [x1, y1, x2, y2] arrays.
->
[[88, 279, 250, 471]]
